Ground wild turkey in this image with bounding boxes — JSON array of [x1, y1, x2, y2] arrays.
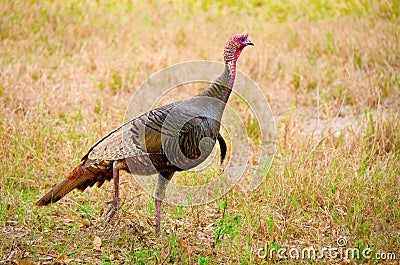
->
[[35, 33, 254, 236]]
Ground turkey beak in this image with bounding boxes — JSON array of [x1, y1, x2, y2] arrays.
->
[[246, 40, 254, 46]]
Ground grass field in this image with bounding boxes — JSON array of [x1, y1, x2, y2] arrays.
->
[[1, 0, 399, 264]]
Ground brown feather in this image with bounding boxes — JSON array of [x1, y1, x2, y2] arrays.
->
[[35, 163, 112, 206]]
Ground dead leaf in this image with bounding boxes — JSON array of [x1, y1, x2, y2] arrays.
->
[[179, 239, 187, 252], [81, 218, 91, 228], [146, 217, 154, 226], [18, 259, 34, 265], [93, 236, 102, 249]]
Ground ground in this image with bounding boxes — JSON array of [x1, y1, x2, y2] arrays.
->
[[0, 1, 399, 264]]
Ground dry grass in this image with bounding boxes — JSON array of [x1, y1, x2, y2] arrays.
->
[[1, 0, 399, 264]]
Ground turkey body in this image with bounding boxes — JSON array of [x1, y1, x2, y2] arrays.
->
[[82, 94, 225, 184]]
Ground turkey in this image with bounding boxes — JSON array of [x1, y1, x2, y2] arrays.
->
[[35, 33, 254, 236]]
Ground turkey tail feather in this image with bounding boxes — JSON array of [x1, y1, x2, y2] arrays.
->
[[35, 163, 112, 206]]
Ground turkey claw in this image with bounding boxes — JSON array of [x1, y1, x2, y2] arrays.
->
[[105, 199, 119, 223]]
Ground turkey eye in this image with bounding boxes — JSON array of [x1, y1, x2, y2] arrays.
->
[[241, 37, 245, 42]]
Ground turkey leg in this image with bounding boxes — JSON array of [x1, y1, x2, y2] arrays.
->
[[106, 160, 120, 221], [155, 172, 173, 236]]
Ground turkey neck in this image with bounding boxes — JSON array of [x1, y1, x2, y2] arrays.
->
[[198, 59, 237, 104]]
